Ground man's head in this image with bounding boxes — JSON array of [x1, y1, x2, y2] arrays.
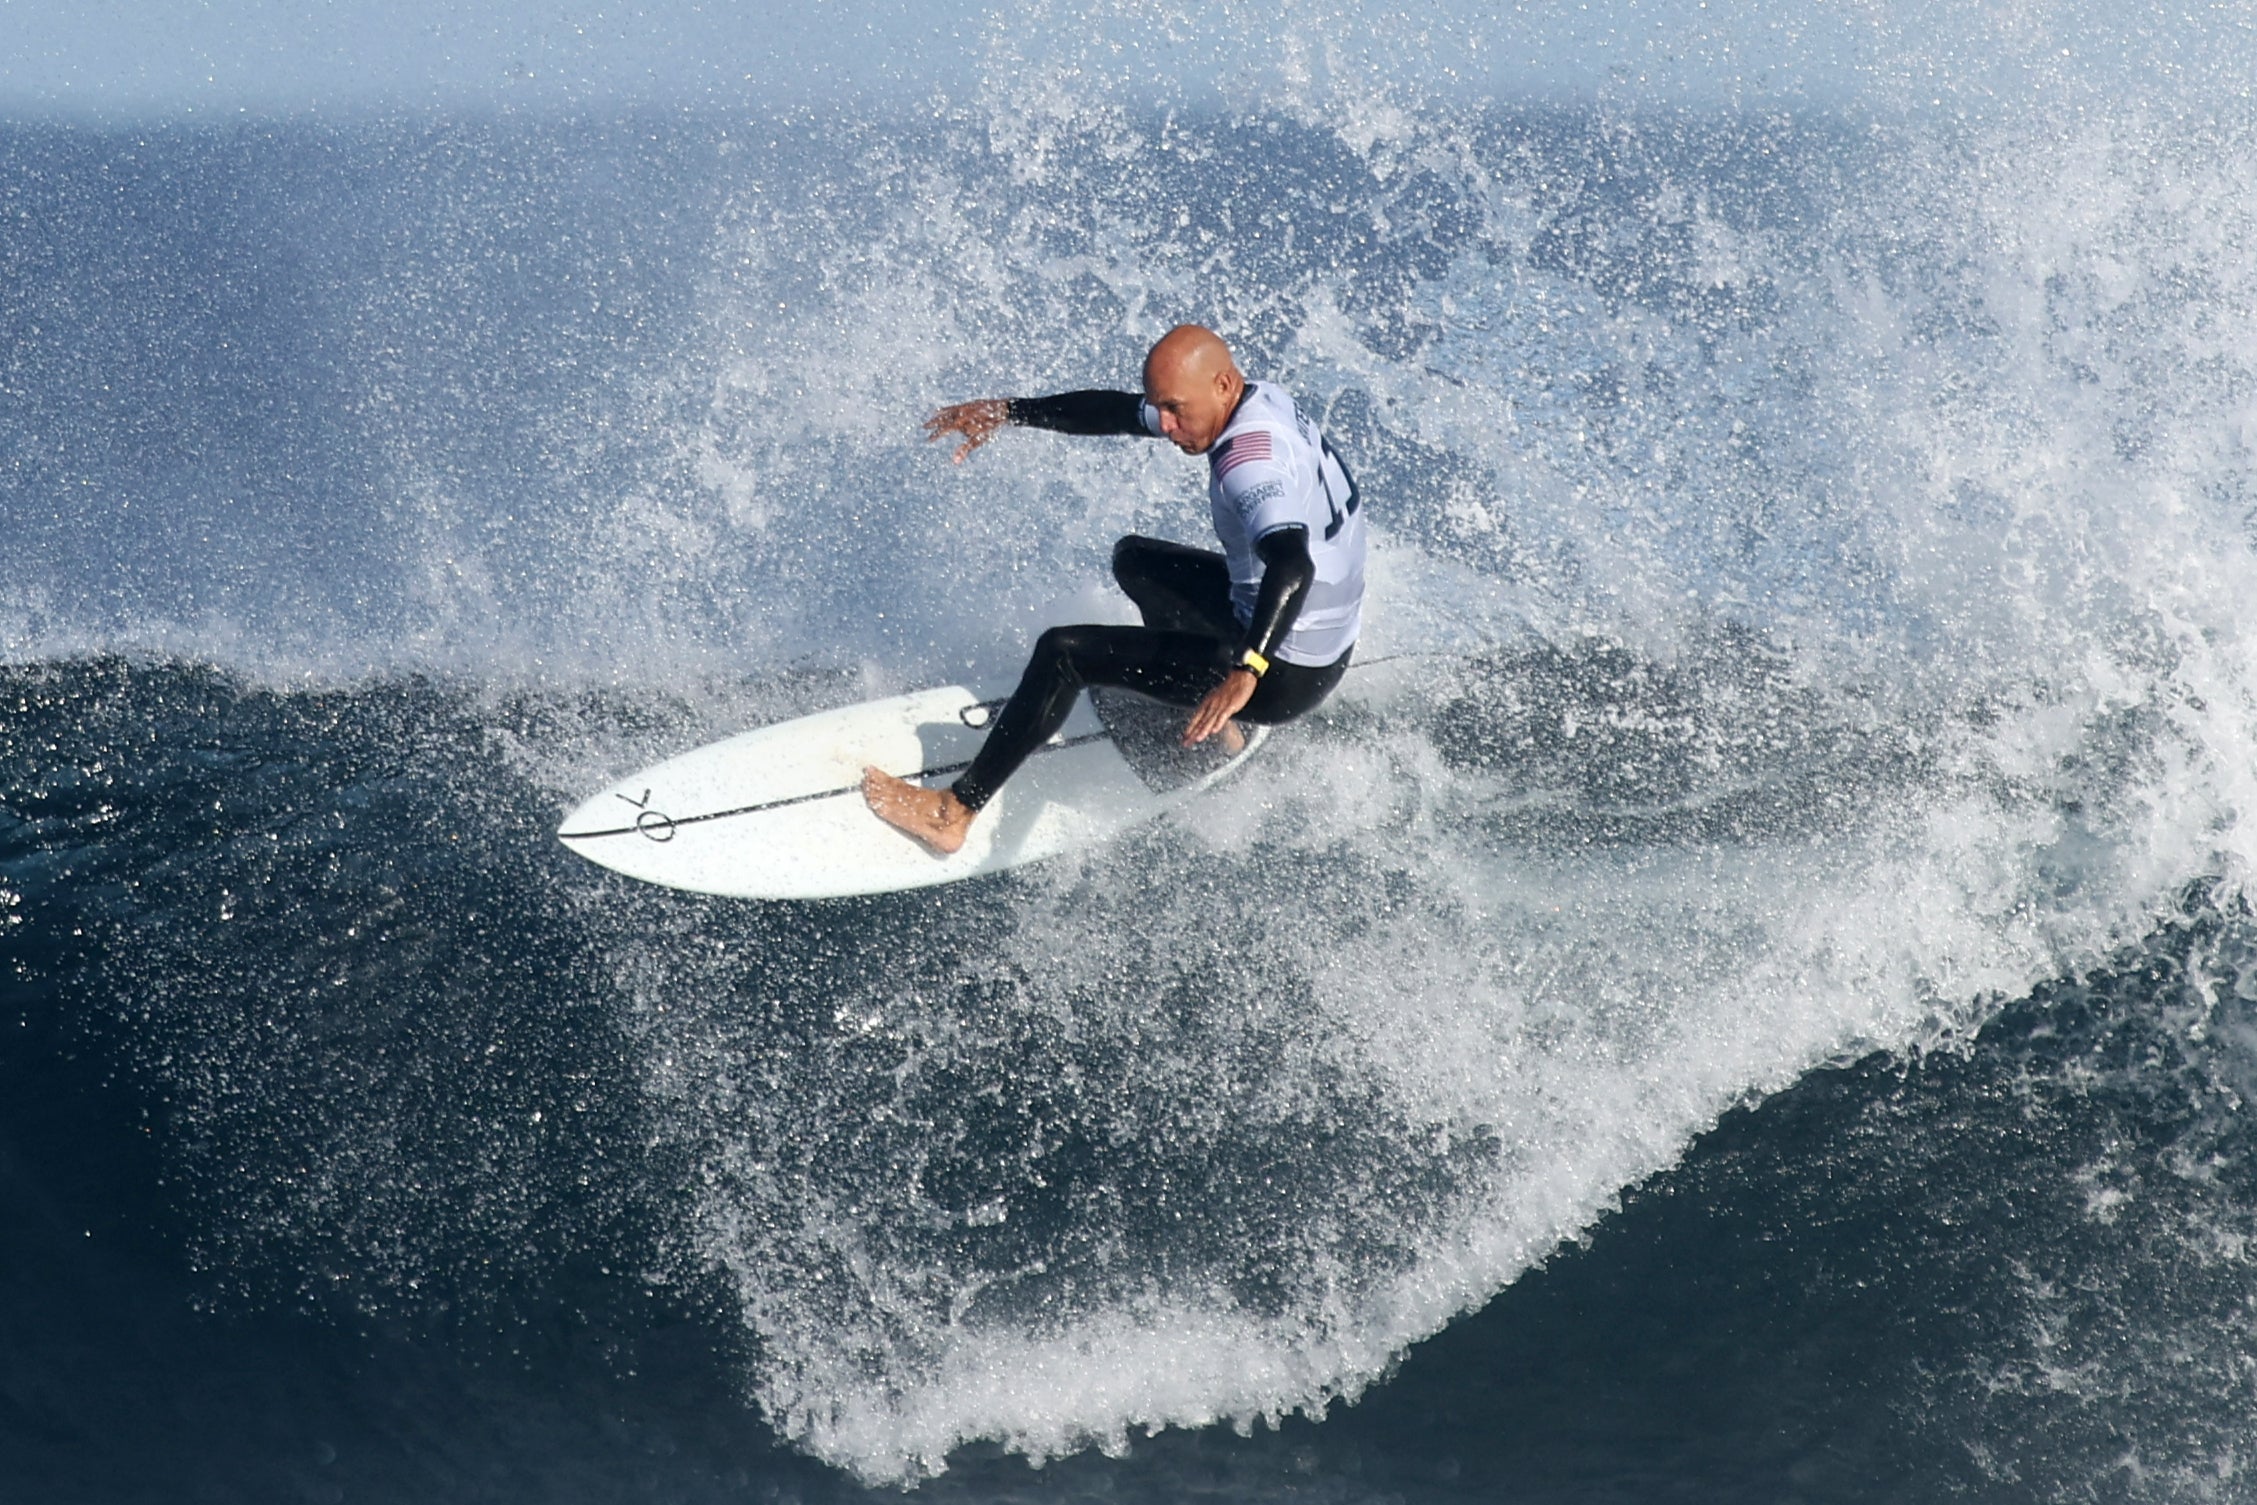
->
[[1142, 325, 1245, 454]]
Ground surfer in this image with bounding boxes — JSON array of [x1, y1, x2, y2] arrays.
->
[[864, 324, 1367, 854]]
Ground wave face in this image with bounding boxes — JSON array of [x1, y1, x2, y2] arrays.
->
[[6, 30, 2257, 1498]]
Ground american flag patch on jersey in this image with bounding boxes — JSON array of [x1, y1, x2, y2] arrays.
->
[[1212, 430, 1274, 479]]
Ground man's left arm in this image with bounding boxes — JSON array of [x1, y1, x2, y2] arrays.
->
[[1182, 526, 1312, 745]]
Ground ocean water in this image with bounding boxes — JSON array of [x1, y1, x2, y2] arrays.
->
[[6, 32, 2257, 1504]]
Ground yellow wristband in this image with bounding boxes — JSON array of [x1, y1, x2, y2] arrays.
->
[[1237, 648, 1270, 678]]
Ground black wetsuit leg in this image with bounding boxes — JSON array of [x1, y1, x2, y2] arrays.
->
[[951, 624, 1228, 810], [1245, 644, 1351, 721], [1111, 534, 1238, 635], [1110, 530, 1350, 718], [949, 539, 1353, 811]]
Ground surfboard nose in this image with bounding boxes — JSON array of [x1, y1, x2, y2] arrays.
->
[[556, 786, 657, 845]]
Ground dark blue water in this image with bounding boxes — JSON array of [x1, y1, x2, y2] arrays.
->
[[6, 99, 2257, 1501]]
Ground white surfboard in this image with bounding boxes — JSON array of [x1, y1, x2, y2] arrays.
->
[[555, 685, 1268, 899]]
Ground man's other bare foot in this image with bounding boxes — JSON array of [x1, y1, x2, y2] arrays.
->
[[863, 767, 975, 854]]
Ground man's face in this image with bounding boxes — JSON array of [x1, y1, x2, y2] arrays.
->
[[1142, 359, 1236, 455]]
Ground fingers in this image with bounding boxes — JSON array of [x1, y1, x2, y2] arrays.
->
[[924, 400, 1003, 446], [926, 403, 1002, 464], [949, 423, 993, 464], [1182, 688, 1230, 745], [1181, 696, 1209, 745], [1183, 671, 1257, 745]]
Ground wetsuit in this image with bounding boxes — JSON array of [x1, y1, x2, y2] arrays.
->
[[950, 382, 1367, 811]]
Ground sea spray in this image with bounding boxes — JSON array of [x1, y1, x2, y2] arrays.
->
[[5, 58, 2256, 1497]]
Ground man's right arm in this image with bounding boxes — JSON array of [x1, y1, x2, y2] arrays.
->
[[1005, 390, 1152, 437], [927, 390, 1155, 462]]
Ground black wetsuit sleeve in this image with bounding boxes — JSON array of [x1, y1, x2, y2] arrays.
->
[[1242, 526, 1314, 663], [1006, 390, 1151, 436]]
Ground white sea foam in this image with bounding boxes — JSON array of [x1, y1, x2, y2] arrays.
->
[[10, 18, 2257, 1487], [603, 73, 2257, 1484]]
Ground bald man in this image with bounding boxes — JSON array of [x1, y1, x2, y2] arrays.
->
[[864, 325, 1367, 853]]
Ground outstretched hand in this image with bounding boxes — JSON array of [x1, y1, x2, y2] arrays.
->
[[924, 399, 1010, 464], [1183, 668, 1259, 746]]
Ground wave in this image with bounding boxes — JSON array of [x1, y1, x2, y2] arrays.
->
[[4, 51, 2256, 1488]]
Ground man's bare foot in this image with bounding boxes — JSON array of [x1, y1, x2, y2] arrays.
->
[[862, 767, 975, 854]]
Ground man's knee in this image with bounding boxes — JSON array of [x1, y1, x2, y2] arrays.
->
[[1112, 534, 1158, 584], [1033, 623, 1090, 664]]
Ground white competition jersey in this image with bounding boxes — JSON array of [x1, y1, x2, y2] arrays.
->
[[1139, 381, 1367, 666]]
